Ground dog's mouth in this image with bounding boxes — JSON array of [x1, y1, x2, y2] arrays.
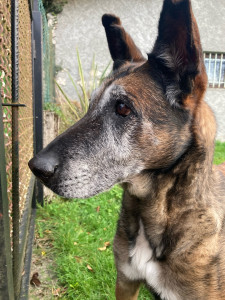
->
[[28, 153, 120, 199]]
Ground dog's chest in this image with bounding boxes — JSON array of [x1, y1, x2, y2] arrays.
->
[[121, 221, 180, 300]]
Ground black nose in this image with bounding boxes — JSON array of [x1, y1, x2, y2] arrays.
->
[[28, 153, 59, 182]]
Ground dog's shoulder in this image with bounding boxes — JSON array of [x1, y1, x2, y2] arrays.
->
[[216, 162, 225, 177], [213, 163, 225, 196]]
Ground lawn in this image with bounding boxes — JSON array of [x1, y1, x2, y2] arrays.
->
[[214, 141, 225, 165], [34, 186, 153, 299], [33, 141, 225, 299]]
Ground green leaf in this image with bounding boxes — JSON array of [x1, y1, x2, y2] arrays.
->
[[55, 80, 80, 120]]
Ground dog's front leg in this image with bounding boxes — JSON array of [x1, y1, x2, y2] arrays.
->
[[116, 275, 140, 300]]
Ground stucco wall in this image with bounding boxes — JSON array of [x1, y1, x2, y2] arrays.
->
[[205, 89, 225, 141], [55, 0, 162, 89], [54, 0, 225, 140]]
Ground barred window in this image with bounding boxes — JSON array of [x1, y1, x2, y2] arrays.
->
[[204, 52, 225, 88]]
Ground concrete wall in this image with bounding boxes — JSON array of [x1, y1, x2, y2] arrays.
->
[[54, 0, 225, 140]]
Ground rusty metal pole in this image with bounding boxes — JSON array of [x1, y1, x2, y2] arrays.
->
[[11, 0, 20, 298]]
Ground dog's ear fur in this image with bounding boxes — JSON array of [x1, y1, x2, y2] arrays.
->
[[102, 14, 146, 71], [149, 0, 207, 106]]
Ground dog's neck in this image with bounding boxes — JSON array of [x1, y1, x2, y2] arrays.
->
[[127, 140, 214, 203]]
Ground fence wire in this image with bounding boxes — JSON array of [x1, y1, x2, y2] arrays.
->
[[0, 0, 13, 216], [18, 0, 33, 214], [0, 0, 51, 297], [39, 0, 55, 103], [0, 0, 33, 226]]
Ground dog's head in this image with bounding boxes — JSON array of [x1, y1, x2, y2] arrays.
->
[[29, 0, 210, 199]]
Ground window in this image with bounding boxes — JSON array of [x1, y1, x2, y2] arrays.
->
[[204, 52, 225, 88]]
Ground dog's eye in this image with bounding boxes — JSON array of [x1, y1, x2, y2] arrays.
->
[[115, 102, 131, 117]]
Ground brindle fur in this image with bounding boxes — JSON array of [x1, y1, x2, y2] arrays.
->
[[29, 0, 225, 299]]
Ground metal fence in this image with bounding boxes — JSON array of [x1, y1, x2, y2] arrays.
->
[[204, 52, 225, 88], [0, 0, 51, 298], [39, 0, 55, 103]]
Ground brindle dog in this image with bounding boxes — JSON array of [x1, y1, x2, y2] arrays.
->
[[29, 0, 225, 299]]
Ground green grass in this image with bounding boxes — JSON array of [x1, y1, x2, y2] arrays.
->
[[36, 186, 153, 299], [35, 141, 225, 299], [214, 141, 225, 165]]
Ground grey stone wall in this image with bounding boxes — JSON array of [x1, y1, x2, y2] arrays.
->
[[54, 0, 225, 140]]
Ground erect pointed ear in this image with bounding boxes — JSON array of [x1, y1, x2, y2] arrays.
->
[[102, 14, 146, 71], [149, 0, 207, 106]]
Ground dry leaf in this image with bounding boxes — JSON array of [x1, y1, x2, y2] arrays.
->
[[98, 246, 107, 251], [98, 241, 110, 251], [96, 206, 100, 212], [52, 287, 60, 296], [74, 256, 82, 263], [87, 264, 94, 272], [30, 272, 41, 287]]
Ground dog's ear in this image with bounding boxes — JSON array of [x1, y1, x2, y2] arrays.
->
[[102, 14, 146, 71], [149, 0, 207, 106]]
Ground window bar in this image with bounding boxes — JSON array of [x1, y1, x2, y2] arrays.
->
[[208, 53, 211, 86], [223, 56, 225, 88], [203, 52, 206, 77], [212, 53, 217, 88], [218, 53, 223, 88]]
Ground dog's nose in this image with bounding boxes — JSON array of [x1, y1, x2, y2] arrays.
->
[[28, 154, 59, 182]]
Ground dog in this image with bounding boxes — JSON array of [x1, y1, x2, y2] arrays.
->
[[29, 0, 225, 299]]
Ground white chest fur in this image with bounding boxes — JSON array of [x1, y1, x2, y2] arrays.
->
[[121, 221, 180, 300]]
